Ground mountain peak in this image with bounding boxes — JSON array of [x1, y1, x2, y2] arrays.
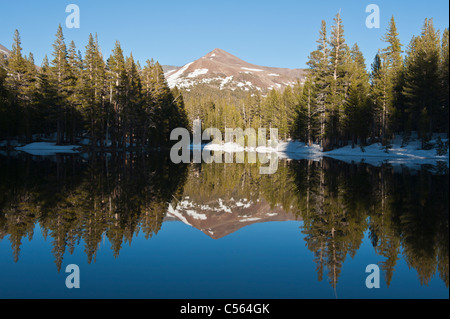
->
[[211, 48, 226, 54], [0, 43, 11, 57], [204, 48, 241, 62], [165, 49, 306, 92]]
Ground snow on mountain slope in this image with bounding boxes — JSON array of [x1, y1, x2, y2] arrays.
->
[[165, 196, 299, 239], [164, 48, 306, 92], [0, 43, 11, 57]]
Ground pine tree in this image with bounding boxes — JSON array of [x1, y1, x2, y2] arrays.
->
[[382, 16, 403, 72], [245, 91, 262, 130], [292, 76, 319, 144], [280, 86, 296, 140], [0, 57, 10, 140], [439, 28, 449, 135], [403, 18, 441, 142], [5, 30, 37, 142], [370, 53, 384, 139], [125, 52, 143, 147], [80, 33, 107, 147], [50, 25, 73, 144], [307, 20, 330, 147], [24, 53, 41, 137], [142, 60, 173, 146], [344, 44, 370, 147], [370, 52, 390, 143], [35, 55, 57, 137], [66, 40, 82, 143], [107, 40, 128, 148], [171, 85, 190, 133], [327, 12, 349, 149], [379, 16, 403, 141], [261, 89, 280, 133]]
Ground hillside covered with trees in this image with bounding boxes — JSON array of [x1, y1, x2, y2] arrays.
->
[[181, 14, 449, 151], [0, 14, 448, 152], [0, 25, 189, 149]]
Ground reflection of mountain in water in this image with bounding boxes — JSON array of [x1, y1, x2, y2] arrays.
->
[[166, 196, 298, 239], [0, 153, 448, 289], [165, 161, 302, 239]]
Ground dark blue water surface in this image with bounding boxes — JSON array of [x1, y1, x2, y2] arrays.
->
[[0, 152, 448, 299]]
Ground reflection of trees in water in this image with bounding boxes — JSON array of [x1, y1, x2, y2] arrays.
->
[[182, 159, 300, 215], [291, 159, 449, 289], [0, 154, 448, 289], [0, 153, 188, 271], [291, 160, 366, 291]]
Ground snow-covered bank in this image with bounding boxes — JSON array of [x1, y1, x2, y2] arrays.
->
[[202, 141, 246, 152], [11, 135, 449, 167], [15, 142, 81, 155], [196, 140, 322, 156], [323, 135, 448, 165], [194, 135, 449, 166]]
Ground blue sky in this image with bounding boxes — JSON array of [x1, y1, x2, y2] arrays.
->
[[0, 0, 448, 69]]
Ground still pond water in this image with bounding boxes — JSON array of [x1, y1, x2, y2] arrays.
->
[[0, 152, 448, 298]]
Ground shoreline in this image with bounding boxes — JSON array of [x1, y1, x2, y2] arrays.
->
[[3, 136, 449, 167]]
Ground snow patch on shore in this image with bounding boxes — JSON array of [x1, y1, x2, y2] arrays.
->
[[323, 135, 448, 164], [195, 135, 449, 167]]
